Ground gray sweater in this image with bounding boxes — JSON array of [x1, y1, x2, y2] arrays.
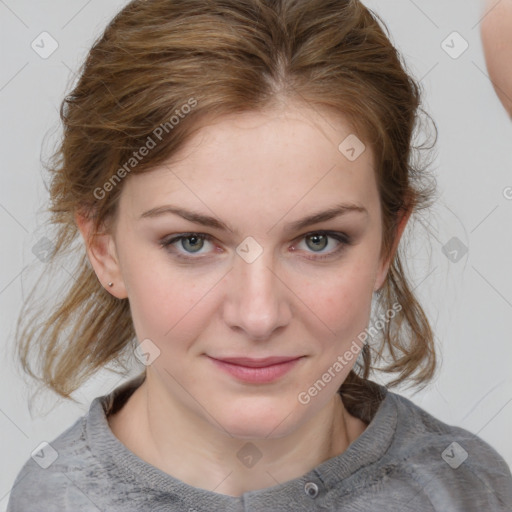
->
[[6, 375, 512, 511]]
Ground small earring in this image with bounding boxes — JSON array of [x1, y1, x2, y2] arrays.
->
[[108, 282, 113, 287]]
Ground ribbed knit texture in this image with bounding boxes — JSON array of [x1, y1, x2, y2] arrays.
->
[[7, 376, 512, 511]]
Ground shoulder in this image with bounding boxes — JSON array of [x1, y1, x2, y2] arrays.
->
[[381, 389, 512, 510], [6, 375, 147, 512], [6, 402, 105, 511]]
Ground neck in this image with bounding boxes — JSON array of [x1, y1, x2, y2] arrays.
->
[[108, 370, 366, 497]]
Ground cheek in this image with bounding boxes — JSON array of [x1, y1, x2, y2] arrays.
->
[[306, 255, 377, 337], [124, 260, 228, 350], [131, 278, 209, 342], [119, 244, 211, 340]]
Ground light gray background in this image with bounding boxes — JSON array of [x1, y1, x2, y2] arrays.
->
[[1, 0, 511, 508]]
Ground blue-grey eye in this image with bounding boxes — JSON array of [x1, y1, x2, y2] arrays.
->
[[180, 235, 204, 253], [305, 234, 329, 252]]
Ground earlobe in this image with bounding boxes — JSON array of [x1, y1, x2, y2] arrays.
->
[[74, 212, 128, 299]]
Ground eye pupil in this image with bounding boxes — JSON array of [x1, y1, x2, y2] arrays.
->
[[306, 234, 328, 252], [182, 235, 203, 252]]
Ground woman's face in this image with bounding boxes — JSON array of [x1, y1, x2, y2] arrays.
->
[[105, 103, 393, 438]]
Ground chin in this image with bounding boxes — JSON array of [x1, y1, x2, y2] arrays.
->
[[214, 402, 305, 440]]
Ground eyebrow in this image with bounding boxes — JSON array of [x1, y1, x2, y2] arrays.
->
[[139, 202, 368, 234]]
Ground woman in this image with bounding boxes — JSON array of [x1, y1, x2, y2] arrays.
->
[[481, 0, 512, 117], [7, 0, 512, 510]]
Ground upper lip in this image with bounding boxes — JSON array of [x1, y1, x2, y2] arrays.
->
[[208, 356, 303, 368]]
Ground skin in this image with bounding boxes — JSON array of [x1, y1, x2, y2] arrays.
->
[[76, 100, 410, 497], [481, 0, 512, 117]]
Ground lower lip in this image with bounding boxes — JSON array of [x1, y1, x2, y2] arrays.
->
[[209, 357, 302, 384]]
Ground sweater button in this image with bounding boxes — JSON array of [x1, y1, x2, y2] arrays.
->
[[304, 481, 319, 498]]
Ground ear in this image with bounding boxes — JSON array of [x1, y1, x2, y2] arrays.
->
[[373, 205, 413, 292], [75, 212, 128, 299]]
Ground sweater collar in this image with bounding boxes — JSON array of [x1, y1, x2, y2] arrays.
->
[[86, 373, 397, 509]]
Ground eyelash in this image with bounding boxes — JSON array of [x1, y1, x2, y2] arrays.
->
[[159, 231, 351, 262]]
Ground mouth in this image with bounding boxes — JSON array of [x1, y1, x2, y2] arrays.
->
[[207, 355, 304, 384]]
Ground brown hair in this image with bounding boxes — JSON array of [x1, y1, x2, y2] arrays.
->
[[15, 0, 438, 409]]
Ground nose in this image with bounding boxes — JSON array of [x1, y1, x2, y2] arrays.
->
[[222, 247, 292, 340]]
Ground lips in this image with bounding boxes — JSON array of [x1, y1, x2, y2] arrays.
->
[[207, 355, 304, 383], [209, 356, 302, 368]]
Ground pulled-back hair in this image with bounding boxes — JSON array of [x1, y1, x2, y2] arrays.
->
[[15, 0, 438, 414]]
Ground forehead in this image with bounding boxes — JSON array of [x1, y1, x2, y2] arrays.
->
[[119, 104, 378, 221]]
